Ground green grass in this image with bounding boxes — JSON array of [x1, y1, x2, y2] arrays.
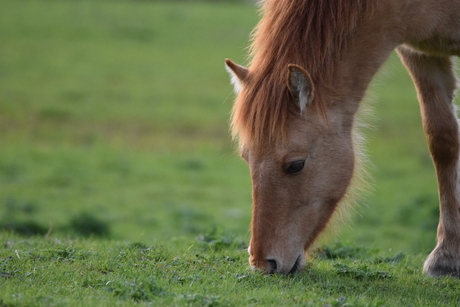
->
[[0, 0, 458, 306], [2, 234, 460, 306]]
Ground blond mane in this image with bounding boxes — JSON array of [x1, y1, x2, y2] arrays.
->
[[231, 0, 374, 146]]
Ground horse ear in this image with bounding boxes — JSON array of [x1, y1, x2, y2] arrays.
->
[[225, 59, 249, 94], [288, 64, 315, 115]]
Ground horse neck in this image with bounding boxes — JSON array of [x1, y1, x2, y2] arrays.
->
[[321, 4, 402, 116]]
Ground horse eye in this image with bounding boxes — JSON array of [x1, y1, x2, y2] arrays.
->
[[285, 160, 305, 174]]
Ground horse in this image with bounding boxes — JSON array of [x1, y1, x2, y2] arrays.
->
[[225, 0, 460, 276]]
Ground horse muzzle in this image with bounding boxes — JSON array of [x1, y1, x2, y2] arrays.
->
[[249, 252, 305, 274]]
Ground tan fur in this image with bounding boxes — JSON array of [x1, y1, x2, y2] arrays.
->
[[226, 0, 460, 275]]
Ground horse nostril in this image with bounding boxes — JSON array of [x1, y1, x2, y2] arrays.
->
[[267, 259, 278, 274]]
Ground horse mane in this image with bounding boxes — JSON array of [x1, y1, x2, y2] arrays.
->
[[231, 0, 374, 146]]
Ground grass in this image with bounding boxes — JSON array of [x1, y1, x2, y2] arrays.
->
[[2, 234, 460, 306], [0, 0, 458, 305]]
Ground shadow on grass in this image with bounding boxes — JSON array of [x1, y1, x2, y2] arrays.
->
[[290, 265, 460, 307], [0, 198, 110, 238], [68, 212, 110, 238]]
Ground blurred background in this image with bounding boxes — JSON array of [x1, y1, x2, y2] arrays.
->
[[0, 0, 442, 255]]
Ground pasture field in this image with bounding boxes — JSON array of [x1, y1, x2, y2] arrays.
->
[[1, 0, 459, 306]]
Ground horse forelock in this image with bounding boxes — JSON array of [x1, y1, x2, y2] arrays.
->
[[231, 0, 374, 147], [231, 72, 293, 147]]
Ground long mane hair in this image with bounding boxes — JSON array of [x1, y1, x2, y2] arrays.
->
[[231, 0, 374, 145]]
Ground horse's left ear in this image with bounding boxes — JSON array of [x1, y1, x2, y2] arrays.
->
[[225, 59, 249, 94], [287, 64, 315, 115]]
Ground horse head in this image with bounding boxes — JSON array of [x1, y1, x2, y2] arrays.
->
[[226, 59, 356, 274]]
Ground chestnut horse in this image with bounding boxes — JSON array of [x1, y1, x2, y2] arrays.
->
[[225, 0, 460, 276]]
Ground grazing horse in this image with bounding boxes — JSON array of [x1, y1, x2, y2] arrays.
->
[[225, 0, 460, 276]]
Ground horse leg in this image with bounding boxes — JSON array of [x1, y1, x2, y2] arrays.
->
[[397, 46, 460, 278]]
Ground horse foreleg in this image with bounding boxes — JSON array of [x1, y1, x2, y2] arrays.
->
[[397, 46, 460, 278]]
